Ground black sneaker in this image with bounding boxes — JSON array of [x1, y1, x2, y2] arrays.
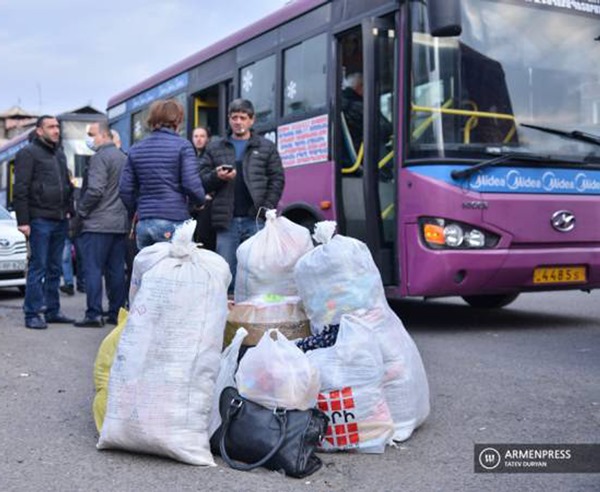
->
[[59, 284, 75, 296], [25, 317, 47, 330], [46, 313, 75, 324], [73, 317, 105, 328]]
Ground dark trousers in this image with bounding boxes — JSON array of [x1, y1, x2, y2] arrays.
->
[[24, 218, 68, 320], [79, 232, 127, 320]]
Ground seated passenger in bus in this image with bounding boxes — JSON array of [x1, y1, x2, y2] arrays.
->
[[342, 72, 394, 179]]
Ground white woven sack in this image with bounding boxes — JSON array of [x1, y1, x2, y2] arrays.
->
[[234, 209, 313, 302], [128, 240, 172, 304], [307, 313, 394, 453], [97, 221, 232, 465], [294, 221, 386, 331], [342, 308, 430, 442]]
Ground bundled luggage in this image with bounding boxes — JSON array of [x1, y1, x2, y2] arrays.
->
[[294, 221, 386, 329], [307, 313, 394, 453], [225, 294, 311, 347], [97, 221, 232, 466], [295, 221, 430, 442], [93, 214, 430, 476], [211, 329, 327, 477], [234, 209, 313, 303], [236, 329, 320, 411], [339, 308, 430, 442], [92, 308, 128, 432]]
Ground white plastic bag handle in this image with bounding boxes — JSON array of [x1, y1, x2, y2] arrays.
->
[[170, 220, 197, 258], [312, 221, 337, 245]]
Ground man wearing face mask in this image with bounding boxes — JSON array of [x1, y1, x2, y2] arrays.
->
[[13, 116, 75, 329], [72, 121, 129, 328]]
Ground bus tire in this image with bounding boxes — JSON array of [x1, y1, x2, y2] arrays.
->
[[282, 208, 319, 235], [297, 216, 317, 234], [461, 293, 519, 309]]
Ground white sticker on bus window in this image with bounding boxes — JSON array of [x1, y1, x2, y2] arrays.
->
[[277, 114, 328, 168]]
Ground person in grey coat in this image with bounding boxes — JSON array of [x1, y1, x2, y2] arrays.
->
[[74, 121, 129, 327]]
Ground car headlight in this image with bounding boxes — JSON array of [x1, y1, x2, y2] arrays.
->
[[420, 218, 500, 249]]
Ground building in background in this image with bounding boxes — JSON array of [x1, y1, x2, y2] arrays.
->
[[0, 106, 105, 208], [0, 106, 38, 147]]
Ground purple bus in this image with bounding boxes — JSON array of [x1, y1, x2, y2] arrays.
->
[[107, 0, 600, 308]]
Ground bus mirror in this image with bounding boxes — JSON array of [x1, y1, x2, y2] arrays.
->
[[427, 0, 462, 37]]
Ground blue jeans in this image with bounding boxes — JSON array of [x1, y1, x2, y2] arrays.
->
[[216, 216, 264, 291], [74, 236, 85, 290], [136, 219, 183, 249], [79, 232, 127, 320], [24, 218, 68, 321], [61, 238, 74, 286]]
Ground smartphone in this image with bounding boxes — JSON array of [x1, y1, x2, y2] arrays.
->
[[221, 165, 234, 172]]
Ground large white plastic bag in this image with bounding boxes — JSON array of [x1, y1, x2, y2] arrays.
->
[[307, 313, 394, 453], [97, 221, 232, 466], [208, 327, 248, 438], [342, 308, 430, 442], [235, 329, 320, 410], [234, 209, 313, 302], [294, 221, 385, 330]]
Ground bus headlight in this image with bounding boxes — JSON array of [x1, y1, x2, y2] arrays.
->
[[420, 218, 500, 249], [444, 224, 464, 247], [465, 229, 485, 248]]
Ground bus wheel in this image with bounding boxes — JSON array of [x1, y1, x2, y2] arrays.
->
[[298, 216, 317, 235], [461, 293, 519, 309]]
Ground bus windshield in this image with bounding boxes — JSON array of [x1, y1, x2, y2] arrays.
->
[[409, 0, 600, 164]]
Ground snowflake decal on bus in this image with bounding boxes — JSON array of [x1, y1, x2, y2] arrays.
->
[[242, 70, 254, 93], [286, 80, 298, 100]]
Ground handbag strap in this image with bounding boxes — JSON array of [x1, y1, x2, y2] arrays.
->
[[219, 397, 287, 472]]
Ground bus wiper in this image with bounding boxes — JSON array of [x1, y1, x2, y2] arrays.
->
[[521, 123, 600, 147], [450, 152, 548, 180]]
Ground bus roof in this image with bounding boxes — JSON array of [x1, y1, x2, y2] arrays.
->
[[107, 0, 328, 110]]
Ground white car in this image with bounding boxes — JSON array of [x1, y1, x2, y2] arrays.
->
[[0, 207, 27, 294]]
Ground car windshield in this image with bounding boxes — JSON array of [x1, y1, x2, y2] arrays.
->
[[0, 206, 14, 221], [409, 0, 600, 164]]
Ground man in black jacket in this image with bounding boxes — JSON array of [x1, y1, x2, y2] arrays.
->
[[14, 116, 74, 329], [74, 121, 129, 328], [199, 99, 285, 292]]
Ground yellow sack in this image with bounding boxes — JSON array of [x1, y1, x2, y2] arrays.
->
[[92, 308, 128, 432]]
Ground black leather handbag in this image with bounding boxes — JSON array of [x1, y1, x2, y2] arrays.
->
[[210, 386, 329, 478]]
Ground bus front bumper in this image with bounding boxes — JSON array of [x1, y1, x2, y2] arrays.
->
[[402, 242, 600, 298]]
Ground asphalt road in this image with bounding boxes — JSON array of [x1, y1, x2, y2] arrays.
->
[[1, 287, 598, 492]]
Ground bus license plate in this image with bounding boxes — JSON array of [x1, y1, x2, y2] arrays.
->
[[533, 266, 586, 285]]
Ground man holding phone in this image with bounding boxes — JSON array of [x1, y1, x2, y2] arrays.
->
[[199, 99, 285, 292]]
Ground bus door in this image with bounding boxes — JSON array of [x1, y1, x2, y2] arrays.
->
[[192, 79, 233, 137], [336, 14, 397, 284]]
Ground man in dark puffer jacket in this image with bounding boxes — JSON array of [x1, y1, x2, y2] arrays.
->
[[14, 116, 74, 329], [199, 99, 285, 291]]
